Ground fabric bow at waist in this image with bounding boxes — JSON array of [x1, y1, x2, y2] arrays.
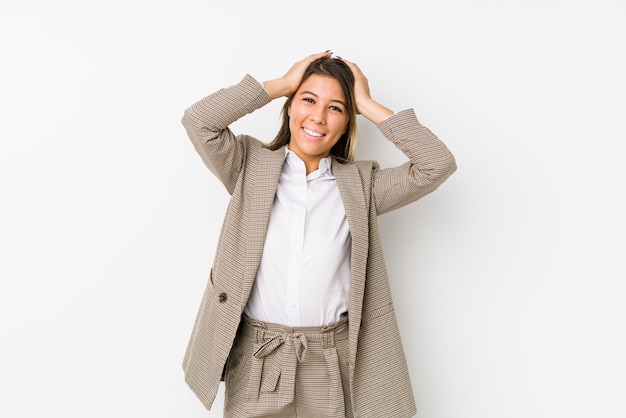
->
[[242, 314, 348, 414], [253, 332, 308, 394]]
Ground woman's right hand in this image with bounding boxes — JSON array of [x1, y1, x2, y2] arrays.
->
[[263, 51, 332, 99]]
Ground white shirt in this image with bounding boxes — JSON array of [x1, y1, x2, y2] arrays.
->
[[244, 147, 352, 327]]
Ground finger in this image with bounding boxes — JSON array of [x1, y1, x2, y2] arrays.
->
[[296, 51, 331, 70], [312, 50, 332, 60], [336, 56, 358, 71]]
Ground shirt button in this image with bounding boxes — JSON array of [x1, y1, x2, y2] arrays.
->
[[218, 292, 227, 303]]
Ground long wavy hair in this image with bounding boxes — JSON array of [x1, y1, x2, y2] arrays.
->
[[266, 57, 358, 162]]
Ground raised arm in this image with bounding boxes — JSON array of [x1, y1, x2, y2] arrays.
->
[[340, 57, 456, 214], [373, 110, 456, 214], [181, 75, 271, 193]]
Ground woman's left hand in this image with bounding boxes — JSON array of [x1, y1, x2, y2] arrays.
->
[[339, 57, 394, 124]]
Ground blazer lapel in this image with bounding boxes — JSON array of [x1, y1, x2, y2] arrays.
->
[[332, 159, 369, 368], [242, 146, 286, 300]]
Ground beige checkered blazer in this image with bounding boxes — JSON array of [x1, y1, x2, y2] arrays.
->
[[181, 75, 456, 417]]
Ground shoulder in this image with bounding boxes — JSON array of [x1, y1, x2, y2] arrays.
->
[[240, 136, 285, 168], [336, 159, 380, 176], [332, 159, 380, 189]]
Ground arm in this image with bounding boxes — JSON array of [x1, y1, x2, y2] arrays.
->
[[373, 110, 457, 215], [181, 75, 271, 193], [340, 58, 457, 215]]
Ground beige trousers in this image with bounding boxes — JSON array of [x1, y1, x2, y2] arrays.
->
[[224, 314, 352, 418]]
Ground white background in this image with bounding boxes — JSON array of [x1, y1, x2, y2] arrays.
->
[[1, 1, 625, 417]]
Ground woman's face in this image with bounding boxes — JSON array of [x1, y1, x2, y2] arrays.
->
[[288, 74, 349, 172]]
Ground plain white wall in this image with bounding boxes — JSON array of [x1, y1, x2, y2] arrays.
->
[[1, 0, 625, 417]]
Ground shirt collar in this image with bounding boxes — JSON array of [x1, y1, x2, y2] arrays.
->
[[284, 145, 333, 177]]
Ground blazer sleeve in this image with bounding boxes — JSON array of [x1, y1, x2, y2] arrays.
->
[[181, 74, 272, 194], [372, 109, 457, 215]]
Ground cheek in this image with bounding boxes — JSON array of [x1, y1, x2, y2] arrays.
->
[[288, 115, 298, 134], [336, 119, 349, 137], [287, 106, 298, 126]]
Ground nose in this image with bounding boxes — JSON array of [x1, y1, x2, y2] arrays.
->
[[310, 105, 326, 124]]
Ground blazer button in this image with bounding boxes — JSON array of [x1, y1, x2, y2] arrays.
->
[[218, 292, 227, 303]]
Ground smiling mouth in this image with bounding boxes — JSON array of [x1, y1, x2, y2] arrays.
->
[[303, 127, 325, 138], [302, 128, 324, 138]]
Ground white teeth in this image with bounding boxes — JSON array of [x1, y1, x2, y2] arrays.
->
[[303, 127, 323, 137]]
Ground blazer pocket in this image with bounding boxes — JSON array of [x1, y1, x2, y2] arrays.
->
[[208, 268, 215, 287], [363, 303, 395, 322], [224, 331, 253, 389], [353, 303, 416, 417]]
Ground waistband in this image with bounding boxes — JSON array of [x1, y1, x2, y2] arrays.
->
[[242, 314, 349, 347]]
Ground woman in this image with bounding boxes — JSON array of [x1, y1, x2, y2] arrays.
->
[[181, 51, 456, 417]]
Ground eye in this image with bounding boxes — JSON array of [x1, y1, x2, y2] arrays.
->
[[329, 105, 344, 113], [303, 97, 315, 104]]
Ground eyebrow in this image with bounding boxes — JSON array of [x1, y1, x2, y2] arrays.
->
[[300, 90, 347, 108]]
